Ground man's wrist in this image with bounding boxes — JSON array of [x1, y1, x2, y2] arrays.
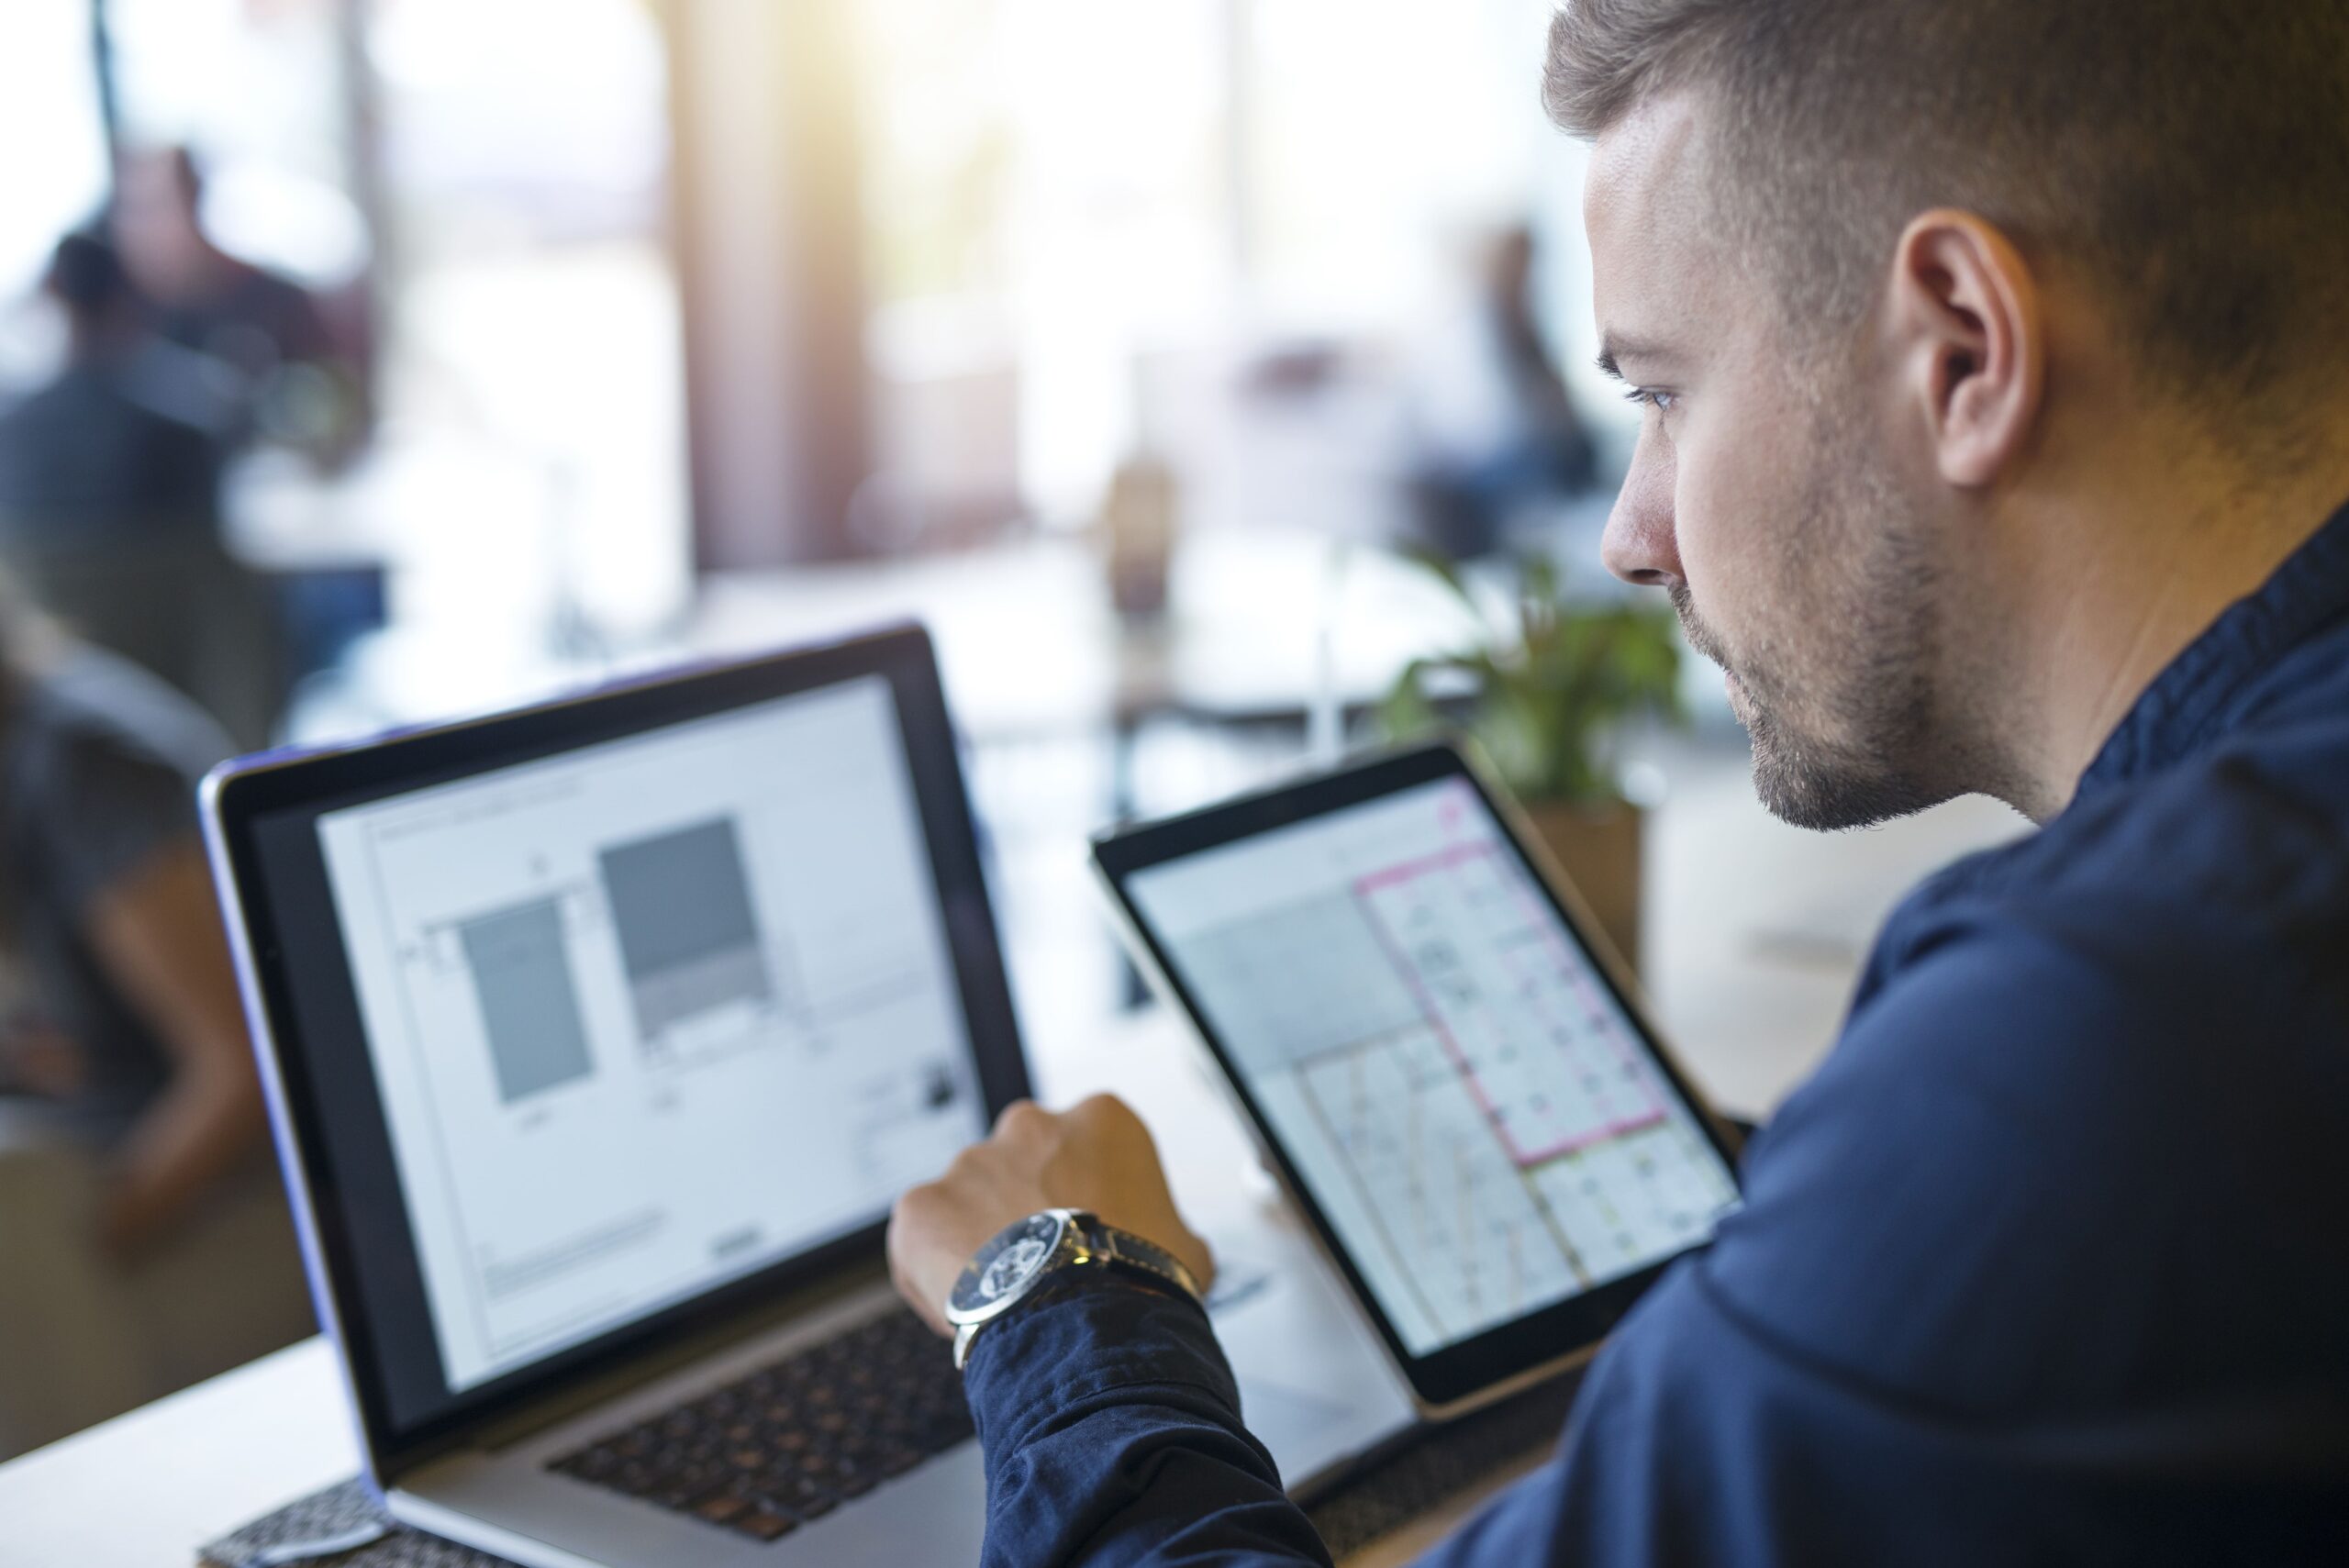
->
[[956, 1253, 1204, 1372], [958, 1262, 1231, 1448]]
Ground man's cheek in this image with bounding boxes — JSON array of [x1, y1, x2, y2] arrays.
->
[[1671, 468, 1738, 641], [1678, 428, 1790, 651]]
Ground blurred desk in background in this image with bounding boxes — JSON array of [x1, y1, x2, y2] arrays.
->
[[691, 528, 1475, 746], [227, 476, 2026, 1121]]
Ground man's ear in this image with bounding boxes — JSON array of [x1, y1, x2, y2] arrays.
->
[[1888, 209, 2043, 488]]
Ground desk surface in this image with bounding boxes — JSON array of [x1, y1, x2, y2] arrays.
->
[[0, 1337, 350, 1567], [0, 1337, 1533, 1568]]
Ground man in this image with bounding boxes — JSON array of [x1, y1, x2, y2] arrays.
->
[[890, 2, 2349, 1562], [0, 231, 284, 750], [1408, 223, 1603, 557], [0, 232, 231, 539], [110, 147, 363, 464]]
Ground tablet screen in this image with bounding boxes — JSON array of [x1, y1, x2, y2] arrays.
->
[[1119, 772, 1739, 1358]]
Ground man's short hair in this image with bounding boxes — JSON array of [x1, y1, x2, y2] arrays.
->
[[1544, 1, 2349, 410]]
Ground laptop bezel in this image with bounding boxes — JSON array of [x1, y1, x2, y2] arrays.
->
[[201, 624, 1029, 1483]]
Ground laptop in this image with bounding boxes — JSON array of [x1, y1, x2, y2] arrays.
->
[[202, 625, 1410, 1568]]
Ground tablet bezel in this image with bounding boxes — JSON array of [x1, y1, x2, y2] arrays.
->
[[203, 625, 1031, 1479], [1091, 740, 1742, 1417]]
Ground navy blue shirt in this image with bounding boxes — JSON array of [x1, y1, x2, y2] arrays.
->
[[963, 501, 2349, 1565]]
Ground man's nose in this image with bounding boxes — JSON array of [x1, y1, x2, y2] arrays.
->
[[1600, 438, 1683, 588]]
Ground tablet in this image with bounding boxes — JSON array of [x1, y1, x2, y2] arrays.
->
[[1092, 741, 1742, 1416]]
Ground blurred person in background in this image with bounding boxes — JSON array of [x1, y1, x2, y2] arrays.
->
[[0, 230, 285, 750], [111, 146, 363, 466], [0, 232, 232, 542], [0, 586, 309, 1460], [1406, 223, 1602, 559]]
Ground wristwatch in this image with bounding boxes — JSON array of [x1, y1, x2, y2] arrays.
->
[[943, 1207, 1204, 1371]]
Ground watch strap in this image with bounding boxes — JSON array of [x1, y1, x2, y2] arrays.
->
[[1085, 1218, 1204, 1305]]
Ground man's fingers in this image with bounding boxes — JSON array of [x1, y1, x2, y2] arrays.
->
[[1074, 1091, 1133, 1118], [886, 1184, 959, 1335], [1072, 1092, 1140, 1138], [993, 1098, 1051, 1141]]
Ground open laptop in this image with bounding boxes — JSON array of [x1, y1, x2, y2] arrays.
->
[[202, 625, 1409, 1568]]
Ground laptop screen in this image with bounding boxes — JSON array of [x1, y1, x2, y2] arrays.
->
[[305, 673, 989, 1396], [217, 632, 1025, 1459]]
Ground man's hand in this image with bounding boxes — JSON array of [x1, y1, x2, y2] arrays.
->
[[888, 1095, 1214, 1335]]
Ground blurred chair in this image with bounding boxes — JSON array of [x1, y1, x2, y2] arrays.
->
[[0, 620, 311, 1459], [5, 538, 284, 756]]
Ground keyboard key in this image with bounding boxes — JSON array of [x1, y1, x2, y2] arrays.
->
[[874, 1445, 926, 1479], [734, 1509, 796, 1541]]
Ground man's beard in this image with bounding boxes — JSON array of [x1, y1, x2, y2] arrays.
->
[[1670, 421, 1961, 832]]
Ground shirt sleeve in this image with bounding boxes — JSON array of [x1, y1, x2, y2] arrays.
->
[[963, 1272, 1335, 1566]]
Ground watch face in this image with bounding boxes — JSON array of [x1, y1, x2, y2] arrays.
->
[[950, 1211, 1068, 1320]]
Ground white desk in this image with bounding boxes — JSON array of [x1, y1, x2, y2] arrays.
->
[[0, 1331, 1559, 1567], [0, 1336, 352, 1566]]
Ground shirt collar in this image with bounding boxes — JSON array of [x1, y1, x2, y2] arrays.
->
[[2075, 496, 2349, 804]]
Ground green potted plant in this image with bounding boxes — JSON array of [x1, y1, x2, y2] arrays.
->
[[1377, 547, 1684, 972]]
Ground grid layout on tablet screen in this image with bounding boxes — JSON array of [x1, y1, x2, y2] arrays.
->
[[1126, 777, 1740, 1355]]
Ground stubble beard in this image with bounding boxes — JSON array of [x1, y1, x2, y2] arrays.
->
[[1672, 406, 1963, 832]]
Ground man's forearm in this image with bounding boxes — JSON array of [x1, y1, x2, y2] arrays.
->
[[963, 1273, 1335, 1567]]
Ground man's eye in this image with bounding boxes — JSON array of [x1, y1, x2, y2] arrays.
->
[[1623, 386, 1676, 414]]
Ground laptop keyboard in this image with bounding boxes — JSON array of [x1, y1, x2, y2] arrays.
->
[[549, 1307, 975, 1543]]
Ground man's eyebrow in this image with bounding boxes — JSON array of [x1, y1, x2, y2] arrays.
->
[[1596, 333, 1673, 382]]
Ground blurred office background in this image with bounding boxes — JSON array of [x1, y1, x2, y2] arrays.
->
[[0, 0, 2021, 1459]]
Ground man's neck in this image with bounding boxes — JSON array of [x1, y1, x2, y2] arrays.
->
[[1998, 420, 2349, 822]]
